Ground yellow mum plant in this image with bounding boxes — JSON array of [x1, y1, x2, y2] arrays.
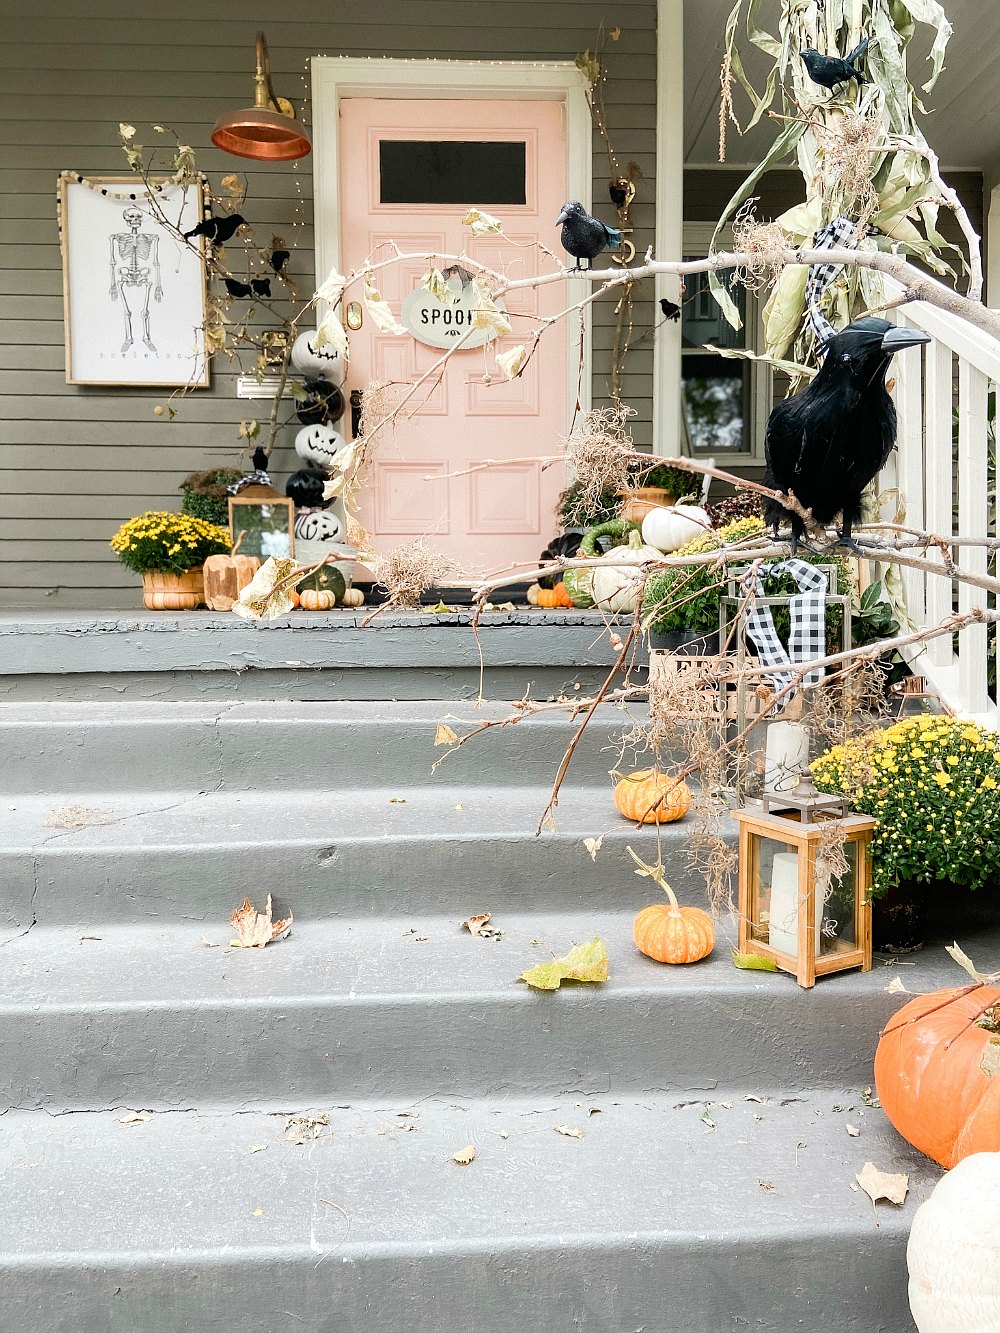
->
[[811, 716, 1000, 897], [110, 511, 231, 575]]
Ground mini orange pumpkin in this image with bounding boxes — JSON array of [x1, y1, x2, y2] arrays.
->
[[614, 769, 691, 824], [531, 582, 573, 609], [629, 849, 715, 964]]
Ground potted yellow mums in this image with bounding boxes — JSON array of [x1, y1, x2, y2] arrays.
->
[[110, 511, 231, 609]]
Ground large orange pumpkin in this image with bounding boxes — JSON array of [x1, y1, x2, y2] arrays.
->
[[875, 985, 1000, 1169], [629, 848, 714, 964], [614, 769, 691, 824]]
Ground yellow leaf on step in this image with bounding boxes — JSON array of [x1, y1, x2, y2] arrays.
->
[[519, 938, 609, 991]]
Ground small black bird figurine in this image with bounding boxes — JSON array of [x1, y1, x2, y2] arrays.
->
[[223, 276, 271, 300], [537, 531, 583, 589], [801, 38, 871, 92], [183, 212, 246, 245], [269, 249, 290, 275], [763, 316, 930, 553], [556, 201, 623, 270], [659, 298, 681, 322]]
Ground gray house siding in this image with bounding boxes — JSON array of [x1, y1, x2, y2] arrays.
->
[[2, 1, 658, 608]]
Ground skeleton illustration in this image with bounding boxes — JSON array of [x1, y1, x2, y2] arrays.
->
[[109, 207, 163, 353]]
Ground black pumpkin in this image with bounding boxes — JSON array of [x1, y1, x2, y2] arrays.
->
[[285, 468, 327, 508], [296, 379, 345, 426]]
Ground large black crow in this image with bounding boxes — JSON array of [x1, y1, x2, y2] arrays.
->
[[801, 38, 871, 92], [556, 201, 622, 270], [763, 317, 930, 553]]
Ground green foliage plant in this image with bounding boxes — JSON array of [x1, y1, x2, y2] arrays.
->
[[180, 468, 243, 527], [812, 716, 1000, 897]]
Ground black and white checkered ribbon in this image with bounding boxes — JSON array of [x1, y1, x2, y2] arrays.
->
[[741, 559, 829, 699], [805, 214, 857, 347]]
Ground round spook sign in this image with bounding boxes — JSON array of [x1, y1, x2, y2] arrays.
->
[[401, 272, 503, 351]]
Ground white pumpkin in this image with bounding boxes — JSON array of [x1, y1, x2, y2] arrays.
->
[[908, 1151, 1000, 1332], [591, 529, 661, 614], [641, 503, 712, 553], [290, 327, 348, 386]]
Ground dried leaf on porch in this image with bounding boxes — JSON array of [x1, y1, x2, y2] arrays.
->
[[461, 208, 502, 236], [731, 949, 779, 972], [284, 1112, 329, 1144], [229, 894, 293, 948], [462, 912, 499, 938], [451, 1144, 477, 1165], [363, 277, 407, 336], [855, 1162, 908, 1211], [946, 942, 988, 983], [553, 1125, 584, 1139], [495, 344, 528, 380], [519, 938, 609, 991], [583, 836, 604, 862], [435, 723, 459, 747]]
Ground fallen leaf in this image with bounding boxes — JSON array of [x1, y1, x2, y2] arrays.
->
[[434, 723, 459, 747], [700, 1110, 716, 1131], [732, 948, 779, 972], [284, 1113, 330, 1144], [229, 894, 292, 948], [79, 935, 102, 942], [846, 1124, 861, 1137], [588, 1106, 602, 1116], [856, 1162, 908, 1211], [249, 1144, 268, 1155], [885, 975, 910, 994], [454, 803, 463, 812], [398, 1110, 420, 1119], [554, 1125, 584, 1139], [519, 938, 609, 991], [463, 912, 493, 936], [583, 835, 604, 862], [452, 1144, 476, 1165], [759, 1179, 776, 1193], [946, 941, 987, 983], [388, 796, 407, 805], [252, 1209, 264, 1217], [120, 1111, 152, 1125]]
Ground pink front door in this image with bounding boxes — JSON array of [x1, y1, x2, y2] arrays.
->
[[338, 98, 568, 577]]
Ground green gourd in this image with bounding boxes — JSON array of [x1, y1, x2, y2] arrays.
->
[[297, 564, 347, 601], [563, 519, 641, 608]]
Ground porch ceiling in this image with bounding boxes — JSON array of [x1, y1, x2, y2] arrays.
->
[[684, 0, 1000, 175]]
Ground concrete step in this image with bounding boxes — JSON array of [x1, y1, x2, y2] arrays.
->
[[2, 785, 719, 932], [1, 608, 646, 703], [0, 1091, 935, 1332], [0, 699, 649, 795], [0, 912, 976, 1112]]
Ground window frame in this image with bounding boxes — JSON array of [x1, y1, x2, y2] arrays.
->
[[681, 222, 770, 465]]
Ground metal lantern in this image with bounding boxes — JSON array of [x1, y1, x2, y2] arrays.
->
[[734, 796, 876, 989]]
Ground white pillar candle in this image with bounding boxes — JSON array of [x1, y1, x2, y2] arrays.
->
[[767, 851, 822, 958], [764, 720, 810, 793]]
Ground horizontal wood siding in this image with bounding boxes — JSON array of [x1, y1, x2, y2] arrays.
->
[[2, 1, 657, 607]]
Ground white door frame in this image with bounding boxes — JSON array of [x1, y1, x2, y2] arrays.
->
[[654, 0, 684, 458], [311, 57, 593, 432]]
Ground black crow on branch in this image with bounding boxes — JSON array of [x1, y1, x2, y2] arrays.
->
[[556, 201, 623, 270], [801, 38, 871, 92], [183, 212, 246, 244], [763, 316, 930, 553]]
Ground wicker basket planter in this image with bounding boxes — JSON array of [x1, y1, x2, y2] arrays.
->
[[141, 567, 205, 610], [619, 486, 676, 523]]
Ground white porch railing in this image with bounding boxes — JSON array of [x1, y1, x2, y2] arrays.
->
[[887, 295, 998, 727]]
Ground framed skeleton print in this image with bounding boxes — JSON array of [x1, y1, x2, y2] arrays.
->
[[59, 173, 211, 387]]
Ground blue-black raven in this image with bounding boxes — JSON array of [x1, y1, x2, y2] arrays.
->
[[763, 316, 930, 553], [556, 201, 622, 270]]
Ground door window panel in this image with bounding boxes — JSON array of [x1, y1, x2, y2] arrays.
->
[[379, 140, 526, 205]]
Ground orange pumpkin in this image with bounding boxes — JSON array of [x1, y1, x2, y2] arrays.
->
[[532, 582, 573, 609], [629, 848, 715, 964], [875, 985, 1000, 1168], [614, 769, 691, 824]]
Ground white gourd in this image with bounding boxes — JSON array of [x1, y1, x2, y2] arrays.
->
[[908, 1152, 1000, 1332], [641, 503, 712, 553], [591, 530, 661, 614]]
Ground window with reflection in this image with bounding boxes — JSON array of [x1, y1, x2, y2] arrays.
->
[[379, 140, 526, 206]]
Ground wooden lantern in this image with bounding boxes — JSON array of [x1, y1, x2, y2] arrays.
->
[[228, 483, 295, 561], [735, 797, 875, 989]]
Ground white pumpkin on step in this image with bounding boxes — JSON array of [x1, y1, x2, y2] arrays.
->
[[591, 529, 661, 614], [908, 1151, 1000, 1332], [641, 503, 711, 553]]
